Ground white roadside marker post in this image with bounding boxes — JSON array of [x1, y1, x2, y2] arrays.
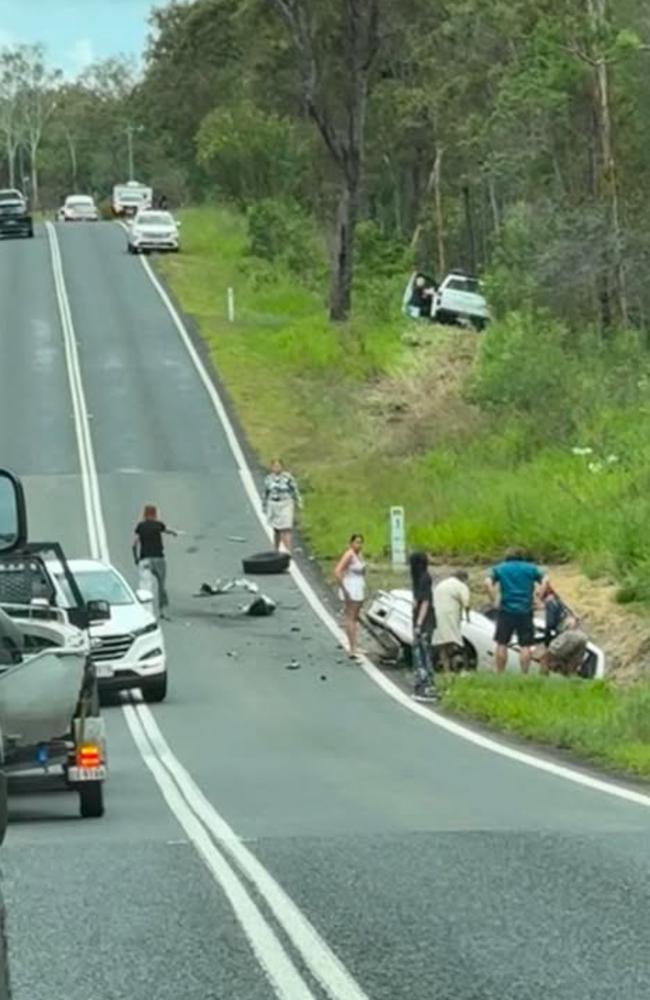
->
[[390, 506, 406, 569], [227, 286, 235, 323]]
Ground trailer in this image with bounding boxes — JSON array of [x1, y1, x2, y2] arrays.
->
[[0, 470, 108, 823]]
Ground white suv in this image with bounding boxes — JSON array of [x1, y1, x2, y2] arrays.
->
[[47, 558, 167, 702], [127, 209, 180, 254]]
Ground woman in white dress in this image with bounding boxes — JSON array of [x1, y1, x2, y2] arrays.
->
[[262, 459, 302, 552], [334, 534, 366, 659]]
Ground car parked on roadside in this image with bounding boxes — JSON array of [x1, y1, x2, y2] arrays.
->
[[57, 194, 99, 222], [46, 558, 168, 702], [365, 587, 605, 679], [0, 189, 33, 239], [126, 209, 180, 254]]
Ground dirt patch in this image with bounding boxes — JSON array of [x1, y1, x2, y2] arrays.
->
[[362, 326, 481, 456]]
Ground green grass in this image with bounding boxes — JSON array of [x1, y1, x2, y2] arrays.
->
[[442, 674, 650, 778]]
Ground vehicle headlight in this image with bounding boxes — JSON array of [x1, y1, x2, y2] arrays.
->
[[134, 621, 159, 637], [139, 647, 163, 660]]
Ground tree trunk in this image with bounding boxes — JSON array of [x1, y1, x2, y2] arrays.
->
[[587, 0, 628, 329], [67, 134, 78, 189], [329, 176, 359, 322], [463, 182, 477, 274], [5, 139, 14, 188], [487, 174, 500, 234], [30, 145, 38, 210], [431, 147, 446, 278]]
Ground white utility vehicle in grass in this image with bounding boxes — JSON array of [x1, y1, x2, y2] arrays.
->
[[126, 209, 180, 254], [403, 270, 490, 330], [365, 588, 605, 679], [46, 559, 167, 703]]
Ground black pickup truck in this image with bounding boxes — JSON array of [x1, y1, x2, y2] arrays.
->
[[0, 188, 33, 239]]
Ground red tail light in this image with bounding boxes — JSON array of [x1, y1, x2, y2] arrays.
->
[[76, 743, 101, 769]]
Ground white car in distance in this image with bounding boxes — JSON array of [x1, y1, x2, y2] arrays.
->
[[47, 558, 168, 702], [58, 194, 99, 222], [127, 209, 180, 254]]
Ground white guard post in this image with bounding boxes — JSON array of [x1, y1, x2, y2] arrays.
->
[[390, 506, 407, 568], [227, 287, 235, 322]]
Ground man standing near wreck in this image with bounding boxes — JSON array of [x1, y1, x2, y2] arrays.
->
[[486, 548, 548, 674]]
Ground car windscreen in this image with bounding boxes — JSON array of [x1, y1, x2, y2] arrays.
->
[[446, 277, 480, 293], [136, 213, 172, 226], [67, 198, 93, 206], [72, 569, 134, 607]]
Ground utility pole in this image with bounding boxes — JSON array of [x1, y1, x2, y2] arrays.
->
[[125, 124, 143, 181]]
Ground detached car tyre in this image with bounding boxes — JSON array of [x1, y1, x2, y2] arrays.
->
[[242, 551, 291, 575]]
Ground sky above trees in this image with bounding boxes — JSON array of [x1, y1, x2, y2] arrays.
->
[[0, 0, 154, 74]]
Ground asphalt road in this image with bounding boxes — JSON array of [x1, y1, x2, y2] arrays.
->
[[0, 222, 649, 999]]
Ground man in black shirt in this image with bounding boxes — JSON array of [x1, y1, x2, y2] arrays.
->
[[133, 505, 179, 619]]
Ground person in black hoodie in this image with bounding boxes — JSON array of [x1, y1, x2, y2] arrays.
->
[[410, 551, 438, 703]]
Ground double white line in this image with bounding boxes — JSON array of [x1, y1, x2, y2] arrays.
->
[[45, 221, 371, 1000]]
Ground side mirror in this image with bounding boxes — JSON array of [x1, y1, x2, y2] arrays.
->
[[87, 599, 111, 623], [0, 469, 27, 553], [136, 588, 154, 605], [175, 219, 182, 228]]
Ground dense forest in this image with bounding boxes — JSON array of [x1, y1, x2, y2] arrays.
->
[[2, 0, 650, 328]]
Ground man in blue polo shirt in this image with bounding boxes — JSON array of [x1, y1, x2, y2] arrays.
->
[[486, 548, 548, 674]]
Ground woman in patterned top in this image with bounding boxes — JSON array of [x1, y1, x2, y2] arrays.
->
[[262, 459, 302, 552]]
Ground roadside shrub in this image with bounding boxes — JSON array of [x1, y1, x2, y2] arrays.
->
[[245, 198, 326, 287]]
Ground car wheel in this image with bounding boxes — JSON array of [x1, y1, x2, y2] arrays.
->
[[127, 243, 135, 254], [458, 640, 478, 672], [471, 318, 486, 332], [141, 672, 168, 703], [26, 228, 34, 239], [79, 781, 104, 818], [242, 550, 291, 575]]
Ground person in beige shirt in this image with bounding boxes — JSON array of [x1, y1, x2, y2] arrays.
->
[[433, 571, 471, 672]]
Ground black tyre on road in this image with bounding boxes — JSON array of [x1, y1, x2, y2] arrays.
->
[[242, 550, 291, 575]]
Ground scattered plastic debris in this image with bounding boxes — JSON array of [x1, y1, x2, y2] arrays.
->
[[286, 659, 301, 670], [228, 535, 247, 543]]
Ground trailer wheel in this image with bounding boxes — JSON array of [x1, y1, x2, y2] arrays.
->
[[79, 781, 104, 818]]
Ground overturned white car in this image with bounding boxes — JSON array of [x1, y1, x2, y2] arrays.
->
[[365, 588, 605, 679]]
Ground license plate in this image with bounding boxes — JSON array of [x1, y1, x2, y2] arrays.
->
[[95, 664, 114, 679], [67, 765, 106, 782]]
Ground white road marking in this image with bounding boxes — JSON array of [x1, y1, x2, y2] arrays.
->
[[48, 222, 372, 1000], [131, 230, 650, 813], [123, 702, 317, 1000]]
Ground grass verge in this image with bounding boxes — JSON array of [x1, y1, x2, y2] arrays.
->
[[442, 674, 650, 779]]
